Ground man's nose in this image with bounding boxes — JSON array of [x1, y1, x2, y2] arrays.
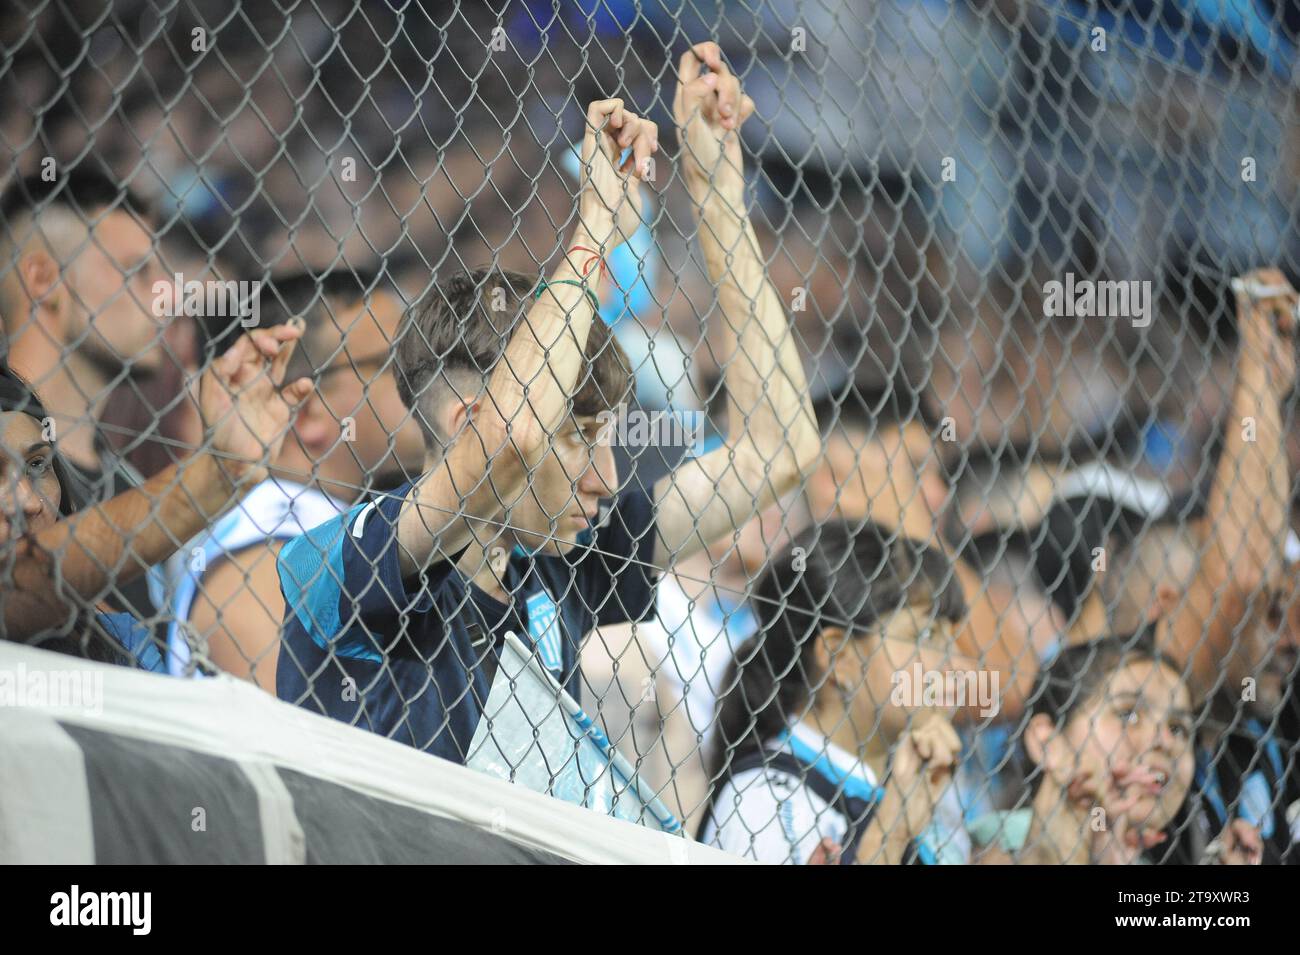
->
[[581, 440, 618, 497]]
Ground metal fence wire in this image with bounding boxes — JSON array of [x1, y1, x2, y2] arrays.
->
[[2, 0, 1300, 865]]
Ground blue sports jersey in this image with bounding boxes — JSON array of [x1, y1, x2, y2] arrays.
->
[[97, 612, 167, 674], [1192, 717, 1295, 864], [275, 482, 659, 763]]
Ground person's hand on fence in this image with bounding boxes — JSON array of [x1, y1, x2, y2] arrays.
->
[[577, 98, 654, 250], [805, 837, 843, 865], [1167, 266, 1299, 702], [862, 709, 959, 861], [1211, 818, 1264, 865], [674, 41, 754, 207], [1077, 762, 1167, 865], [199, 321, 313, 489]]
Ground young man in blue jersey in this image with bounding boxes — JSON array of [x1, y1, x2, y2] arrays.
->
[[276, 45, 821, 771]]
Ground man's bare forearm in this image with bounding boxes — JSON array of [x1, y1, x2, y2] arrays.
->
[[1172, 343, 1288, 697], [1204, 356, 1287, 593], [491, 233, 605, 452], [2, 453, 247, 638], [690, 183, 819, 487]]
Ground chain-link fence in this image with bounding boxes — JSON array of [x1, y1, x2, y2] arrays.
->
[[2, 0, 1300, 865]]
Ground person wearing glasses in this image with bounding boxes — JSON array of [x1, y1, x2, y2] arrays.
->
[[168, 271, 425, 689]]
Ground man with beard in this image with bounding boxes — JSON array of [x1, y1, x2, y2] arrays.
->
[[0, 168, 174, 625]]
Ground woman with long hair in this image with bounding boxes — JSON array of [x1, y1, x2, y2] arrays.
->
[[698, 519, 971, 864]]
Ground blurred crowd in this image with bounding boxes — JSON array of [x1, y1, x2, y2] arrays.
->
[[3, 0, 1300, 863]]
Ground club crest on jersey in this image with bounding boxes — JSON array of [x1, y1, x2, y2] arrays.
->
[[525, 588, 564, 673]]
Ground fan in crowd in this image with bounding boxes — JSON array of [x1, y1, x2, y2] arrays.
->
[[2, 35, 1299, 865], [698, 520, 969, 864]]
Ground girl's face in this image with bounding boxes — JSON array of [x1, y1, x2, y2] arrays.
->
[[830, 601, 970, 743], [1057, 660, 1194, 830], [0, 411, 61, 545]]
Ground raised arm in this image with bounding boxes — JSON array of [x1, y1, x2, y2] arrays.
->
[[653, 43, 820, 569], [2, 324, 312, 638], [396, 99, 656, 576], [1165, 268, 1295, 700]]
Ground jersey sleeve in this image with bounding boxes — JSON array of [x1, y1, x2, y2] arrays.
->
[[96, 612, 167, 674], [277, 485, 467, 662], [584, 485, 660, 627], [704, 768, 844, 865]]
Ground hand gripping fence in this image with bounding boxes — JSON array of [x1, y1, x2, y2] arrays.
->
[[0, 0, 1299, 866]]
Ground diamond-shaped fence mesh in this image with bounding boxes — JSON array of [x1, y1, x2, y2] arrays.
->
[[1, 0, 1299, 865]]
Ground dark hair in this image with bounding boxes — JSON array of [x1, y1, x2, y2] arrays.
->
[[0, 167, 151, 228], [1028, 627, 1182, 730], [707, 519, 967, 783], [0, 364, 76, 517], [0, 363, 127, 664], [1032, 495, 1151, 622], [812, 375, 941, 439], [395, 266, 632, 450], [208, 268, 384, 377], [258, 269, 377, 322]]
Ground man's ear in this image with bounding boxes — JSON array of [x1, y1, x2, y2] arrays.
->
[[21, 250, 62, 321], [813, 626, 855, 689], [445, 394, 481, 441]]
